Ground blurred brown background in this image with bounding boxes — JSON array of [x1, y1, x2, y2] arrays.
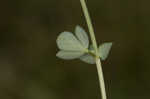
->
[[0, 0, 150, 99]]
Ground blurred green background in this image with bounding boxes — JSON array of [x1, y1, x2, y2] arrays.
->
[[0, 0, 150, 99]]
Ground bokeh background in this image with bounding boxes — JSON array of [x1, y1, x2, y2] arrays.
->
[[0, 0, 150, 99]]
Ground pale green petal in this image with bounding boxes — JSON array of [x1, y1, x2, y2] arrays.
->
[[57, 32, 85, 51], [56, 50, 84, 60], [75, 26, 89, 48], [80, 54, 95, 64], [98, 42, 112, 60]]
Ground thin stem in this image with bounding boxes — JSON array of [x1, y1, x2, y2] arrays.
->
[[80, 0, 98, 55], [96, 59, 107, 99], [80, 0, 107, 99]]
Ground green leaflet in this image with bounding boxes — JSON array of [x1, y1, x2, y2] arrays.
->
[[56, 32, 85, 51], [56, 51, 84, 60], [75, 26, 89, 49], [98, 42, 112, 60], [56, 26, 89, 60], [79, 45, 95, 64], [80, 54, 95, 64]]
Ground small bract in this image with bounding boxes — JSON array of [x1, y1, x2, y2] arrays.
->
[[99, 42, 112, 60]]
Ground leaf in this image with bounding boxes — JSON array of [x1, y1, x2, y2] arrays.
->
[[79, 54, 95, 64], [75, 26, 89, 49], [98, 42, 112, 60], [56, 50, 84, 60], [57, 32, 85, 51]]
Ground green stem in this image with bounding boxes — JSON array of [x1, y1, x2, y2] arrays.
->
[[80, 0, 107, 99], [80, 0, 98, 55], [96, 58, 107, 99]]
